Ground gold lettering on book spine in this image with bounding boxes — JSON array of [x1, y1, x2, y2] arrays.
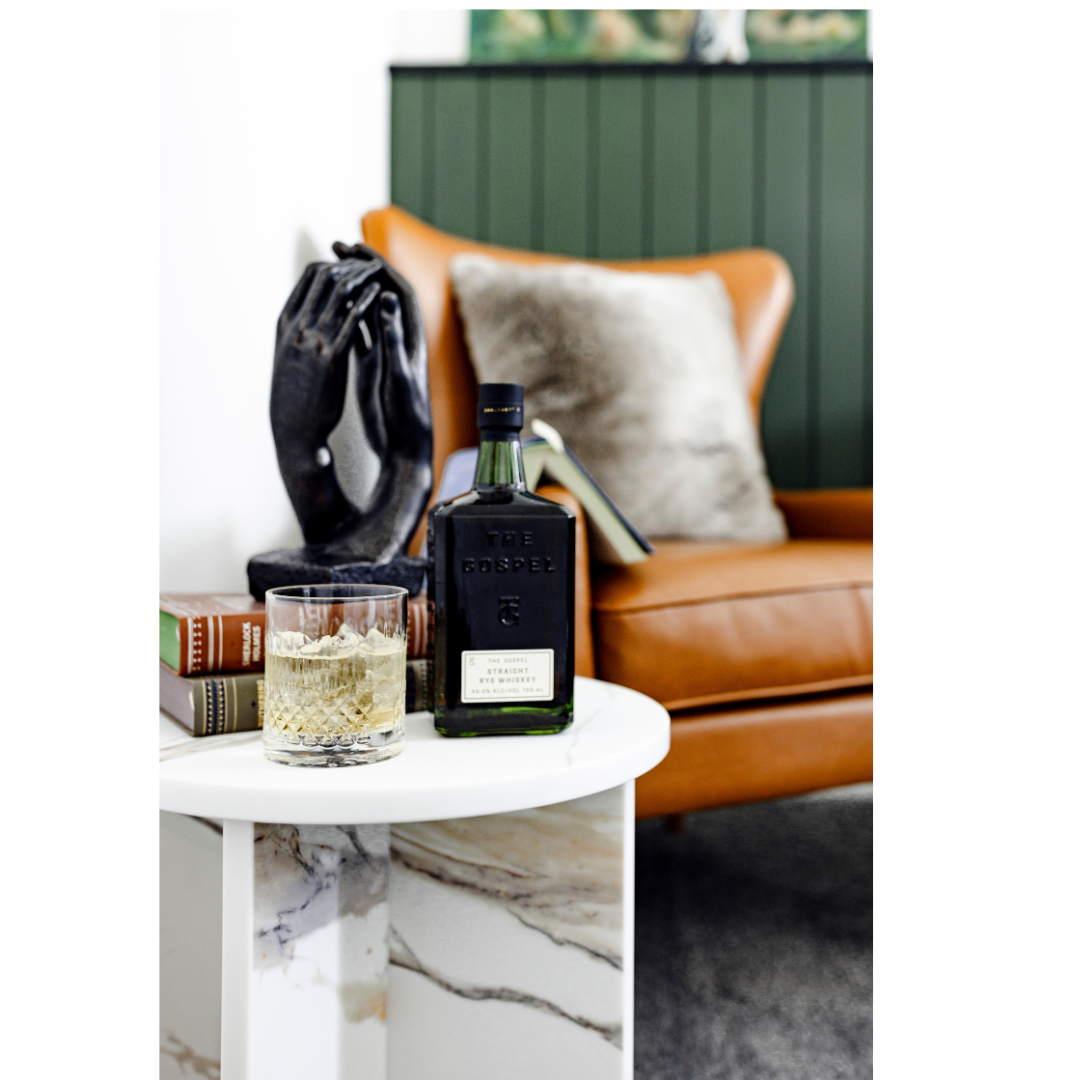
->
[[200, 681, 211, 737]]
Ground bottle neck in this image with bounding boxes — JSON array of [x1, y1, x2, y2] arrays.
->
[[473, 429, 526, 494]]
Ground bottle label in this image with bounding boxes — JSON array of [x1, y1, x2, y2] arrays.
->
[[460, 649, 554, 702]]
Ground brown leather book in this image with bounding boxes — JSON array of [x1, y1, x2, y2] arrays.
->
[[160, 662, 264, 736], [160, 594, 266, 676], [160, 592, 434, 676]]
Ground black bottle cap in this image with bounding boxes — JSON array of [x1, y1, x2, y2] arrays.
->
[[477, 382, 524, 431]]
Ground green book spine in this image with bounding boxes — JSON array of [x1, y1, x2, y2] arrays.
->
[[160, 611, 181, 673], [193, 674, 264, 736]]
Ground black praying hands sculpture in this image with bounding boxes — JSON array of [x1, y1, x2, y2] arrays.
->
[[247, 242, 433, 600]]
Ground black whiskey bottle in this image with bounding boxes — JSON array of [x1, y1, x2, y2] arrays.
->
[[430, 383, 575, 736]]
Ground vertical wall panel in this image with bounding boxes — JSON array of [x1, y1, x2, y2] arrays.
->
[[863, 74, 873, 486], [651, 72, 699, 257], [706, 73, 755, 252], [759, 71, 813, 489], [818, 71, 869, 488], [487, 74, 535, 249], [541, 73, 590, 256], [390, 72, 426, 217], [390, 65, 872, 490], [475, 76, 491, 241], [432, 74, 480, 238], [595, 74, 645, 259]]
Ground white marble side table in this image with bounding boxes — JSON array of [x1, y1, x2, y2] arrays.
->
[[160, 675, 669, 1080]]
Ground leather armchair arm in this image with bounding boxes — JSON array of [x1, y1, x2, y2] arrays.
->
[[773, 489, 873, 540], [536, 484, 596, 678]]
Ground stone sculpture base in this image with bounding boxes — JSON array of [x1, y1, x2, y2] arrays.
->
[[247, 549, 427, 600]]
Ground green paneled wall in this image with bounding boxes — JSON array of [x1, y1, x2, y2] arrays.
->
[[390, 64, 872, 489]]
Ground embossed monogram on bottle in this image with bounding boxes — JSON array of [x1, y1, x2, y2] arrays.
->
[[498, 596, 520, 626]]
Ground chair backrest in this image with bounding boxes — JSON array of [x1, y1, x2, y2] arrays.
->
[[362, 204, 795, 540]]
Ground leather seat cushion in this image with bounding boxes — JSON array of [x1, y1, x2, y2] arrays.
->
[[591, 539, 872, 710]]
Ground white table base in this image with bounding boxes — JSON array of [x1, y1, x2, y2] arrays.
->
[[161, 783, 634, 1080]]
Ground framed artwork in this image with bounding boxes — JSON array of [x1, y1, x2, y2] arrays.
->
[[469, 10, 699, 63], [468, 10, 869, 65], [744, 10, 868, 62]]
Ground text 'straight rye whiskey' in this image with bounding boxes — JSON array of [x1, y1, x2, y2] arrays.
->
[[430, 383, 575, 736]]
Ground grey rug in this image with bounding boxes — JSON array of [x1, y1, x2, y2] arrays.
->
[[634, 785, 872, 1080]]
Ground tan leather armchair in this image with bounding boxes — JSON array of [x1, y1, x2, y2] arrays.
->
[[363, 205, 872, 819]]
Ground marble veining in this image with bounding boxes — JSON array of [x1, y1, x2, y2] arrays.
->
[[250, 823, 390, 1078], [254, 822, 388, 964], [160, 1031, 221, 1079], [390, 924, 621, 1046], [390, 789, 623, 966], [387, 786, 627, 1079]]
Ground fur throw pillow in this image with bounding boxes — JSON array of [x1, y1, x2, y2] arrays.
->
[[449, 254, 787, 542]]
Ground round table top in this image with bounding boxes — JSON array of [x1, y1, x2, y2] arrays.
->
[[159, 676, 669, 824]]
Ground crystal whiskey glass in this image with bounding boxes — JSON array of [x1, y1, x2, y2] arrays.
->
[[262, 584, 407, 766]]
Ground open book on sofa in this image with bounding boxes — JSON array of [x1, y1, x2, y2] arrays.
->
[[433, 419, 654, 565]]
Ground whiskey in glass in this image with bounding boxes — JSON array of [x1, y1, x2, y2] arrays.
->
[[262, 584, 407, 766]]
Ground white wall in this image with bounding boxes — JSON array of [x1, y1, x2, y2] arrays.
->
[[162, 11, 427, 592]]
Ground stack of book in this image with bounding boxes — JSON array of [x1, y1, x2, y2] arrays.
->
[[159, 592, 435, 736]]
